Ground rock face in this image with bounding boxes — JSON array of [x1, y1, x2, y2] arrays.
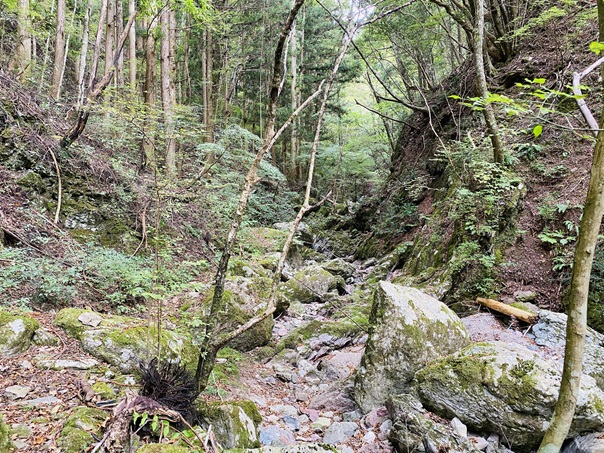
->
[[354, 282, 470, 412], [416, 341, 604, 451], [277, 264, 345, 310], [198, 400, 262, 449], [387, 394, 482, 453], [0, 309, 39, 356], [562, 432, 604, 453], [54, 308, 198, 373], [58, 407, 109, 453]]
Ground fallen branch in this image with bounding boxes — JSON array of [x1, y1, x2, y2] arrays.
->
[[476, 297, 538, 324], [572, 55, 604, 137]]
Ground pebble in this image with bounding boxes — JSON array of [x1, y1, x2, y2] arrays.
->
[[12, 440, 29, 450], [301, 408, 319, 422], [470, 436, 490, 450], [20, 360, 33, 370], [259, 425, 296, 446], [295, 390, 310, 402], [363, 431, 377, 443], [24, 396, 61, 405], [310, 417, 332, 431], [450, 417, 468, 438], [343, 410, 362, 422], [323, 421, 358, 444], [282, 415, 301, 431]]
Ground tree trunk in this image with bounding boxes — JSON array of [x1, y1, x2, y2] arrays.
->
[[140, 15, 157, 168], [160, 8, 177, 175], [105, 0, 115, 75], [194, 0, 306, 393], [89, 0, 108, 91], [49, 0, 66, 99], [474, 0, 504, 164], [537, 3, 604, 451], [76, 0, 93, 106], [202, 28, 214, 142], [289, 2, 299, 182], [11, 0, 32, 80], [116, 0, 124, 87], [128, 0, 136, 89]]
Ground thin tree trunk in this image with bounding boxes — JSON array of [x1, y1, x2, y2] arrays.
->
[[77, 0, 93, 106], [537, 4, 604, 451], [202, 28, 214, 142], [116, 0, 124, 87], [49, 0, 66, 99], [474, 0, 504, 163], [89, 0, 108, 91], [160, 8, 176, 175], [141, 15, 157, 168], [128, 0, 136, 89], [56, 0, 78, 100], [194, 0, 306, 392], [289, 2, 299, 182], [105, 0, 115, 75], [11, 0, 32, 80]]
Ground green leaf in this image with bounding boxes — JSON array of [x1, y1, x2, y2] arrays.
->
[[448, 94, 461, 99], [590, 41, 604, 54], [163, 422, 170, 437], [532, 78, 546, 85], [533, 124, 543, 139]]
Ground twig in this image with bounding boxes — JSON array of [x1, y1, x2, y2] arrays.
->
[[572, 56, 604, 136]]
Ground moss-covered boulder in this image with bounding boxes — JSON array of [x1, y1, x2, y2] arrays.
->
[[194, 277, 274, 352], [0, 414, 12, 453], [0, 309, 39, 356], [416, 341, 604, 451], [198, 400, 262, 449], [238, 227, 288, 256], [354, 283, 469, 413], [277, 265, 345, 311], [54, 308, 198, 373], [321, 258, 355, 279], [387, 394, 481, 453], [58, 407, 109, 453]]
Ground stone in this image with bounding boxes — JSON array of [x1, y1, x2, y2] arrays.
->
[[24, 396, 61, 405], [387, 394, 482, 453], [226, 443, 336, 452], [35, 358, 98, 370], [277, 264, 345, 311], [562, 433, 604, 453], [513, 290, 537, 302], [136, 446, 190, 453], [309, 382, 356, 413], [323, 421, 358, 444], [77, 312, 103, 327], [470, 436, 490, 450], [363, 431, 377, 443], [58, 407, 108, 453], [322, 258, 356, 279], [4, 385, 31, 400], [198, 400, 262, 449], [54, 308, 198, 373], [416, 341, 604, 451], [282, 415, 301, 431], [32, 328, 60, 346], [450, 417, 468, 438], [258, 425, 296, 446], [310, 417, 332, 431], [354, 283, 470, 412], [0, 310, 39, 356]]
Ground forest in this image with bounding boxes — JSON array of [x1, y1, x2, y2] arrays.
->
[[2, 0, 604, 452]]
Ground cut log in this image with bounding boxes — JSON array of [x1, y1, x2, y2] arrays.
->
[[476, 297, 538, 324]]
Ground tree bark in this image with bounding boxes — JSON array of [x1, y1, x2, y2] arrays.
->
[[128, 0, 136, 89], [105, 0, 115, 75], [202, 28, 214, 143], [537, 3, 604, 451], [194, 0, 306, 393], [474, 0, 504, 164], [11, 0, 32, 80], [289, 2, 299, 182], [116, 0, 124, 87], [160, 7, 177, 175], [49, 0, 66, 99], [76, 0, 93, 106]]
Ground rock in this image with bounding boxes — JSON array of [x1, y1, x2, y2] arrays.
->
[[363, 431, 377, 443], [513, 290, 537, 302], [363, 406, 389, 429], [32, 328, 60, 346], [386, 394, 482, 453], [322, 258, 356, 279], [277, 264, 345, 311], [309, 381, 356, 413], [198, 400, 262, 449], [470, 436, 490, 450], [25, 396, 61, 405], [530, 310, 604, 389], [54, 308, 198, 373], [0, 309, 39, 356], [4, 385, 31, 400], [136, 446, 190, 453], [354, 283, 470, 412], [416, 341, 604, 451], [282, 415, 301, 431], [77, 312, 103, 327], [35, 357, 98, 370], [226, 443, 336, 452], [323, 421, 358, 444], [450, 417, 468, 438], [310, 417, 332, 431], [91, 381, 116, 400], [58, 407, 108, 453], [562, 432, 604, 453], [0, 414, 12, 453], [258, 425, 296, 446]]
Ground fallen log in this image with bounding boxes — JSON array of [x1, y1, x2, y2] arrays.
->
[[476, 297, 538, 324]]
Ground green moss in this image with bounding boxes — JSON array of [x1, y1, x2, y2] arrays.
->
[[197, 400, 261, 449], [91, 382, 116, 400], [0, 414, 12, 453], [58, 407, 108, 453], [0, 309, 39, 355], [17, 171, 45, 191], [136, 445, 191, 453]]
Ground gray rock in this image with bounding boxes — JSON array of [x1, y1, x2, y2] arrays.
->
[[416, 341, 604, 451], [470, 436, 489, 450], [259, 425, 296, 446], [282, 415, 301, 431], [77, 312, 103, 327], [514, 290, 537, 302], [309, 382, 356, 413], [25, 396, 61, 405], [277, 265, 345, 311], [363, 431, 377, 443], [36, 358, 98, 370], [450, 417, 467, 438], [354, 283, 470, 412], [310, 417, 332, 431], [562, 432, 604, 452], [4, 385, 31, 400], [198, 401, 262, 449], [323, 421, 358, 444], [387, 394, 482, 453], [32, 328, 60, 346], [322, 258, 356, 279], [0, 310, 39, 356], [230, 443, 337, 452]]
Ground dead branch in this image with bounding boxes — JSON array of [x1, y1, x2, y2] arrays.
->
[[476, 297, 538, 324], [572, 55, 604, 136]]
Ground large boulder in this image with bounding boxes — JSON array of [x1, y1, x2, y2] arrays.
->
[[416, 341, 604, 451], [387, 394, 482, 453], [354, 283, 470, 412], [0, 309, 39, 356], [198, 400, 262, 449], [54, 309, 198, 373], [530, 310, 604, 390], [277, 264, 345, 311]]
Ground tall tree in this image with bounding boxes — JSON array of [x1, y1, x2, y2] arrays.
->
[[49, 0, 66, 99], [160, 7, 177, 174], [10, 0, 32, 80], [537, 4, 604, 451], [128, 0, 136, 88]]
